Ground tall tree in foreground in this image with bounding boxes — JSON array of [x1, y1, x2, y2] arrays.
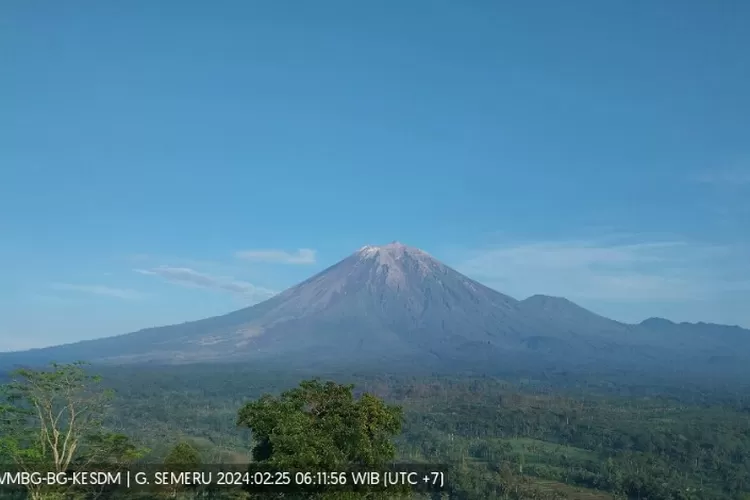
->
[[0, 362, 144, 499], [237, 379, 404, 499]]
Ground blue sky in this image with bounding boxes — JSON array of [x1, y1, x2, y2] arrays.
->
[[1, 1, 749, 351]]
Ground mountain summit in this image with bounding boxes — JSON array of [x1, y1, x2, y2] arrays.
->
[[3, 243, 749, 373]]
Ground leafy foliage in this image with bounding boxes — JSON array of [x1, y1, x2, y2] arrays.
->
[[163, 441, 202, 470], [100, 364, 750, 499], [4, 361, 750, 499], [0, 363, 146, 499], [237, 380, 402, 470]]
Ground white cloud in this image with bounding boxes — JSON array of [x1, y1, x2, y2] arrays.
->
[[691, 169, 750, 186], [135, 266, 276, 301], [49, 283, 145, 300], [455, 238, 749, 302], [235, 248, 316, 265]]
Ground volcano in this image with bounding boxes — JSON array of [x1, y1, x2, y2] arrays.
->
[[3, 242, 749, 373]]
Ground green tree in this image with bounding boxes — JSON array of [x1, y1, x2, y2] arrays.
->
[[237, 379, 404, 499], [160, 441, 203, 499], [164, 441, 202, 470], [0, 362, 145, 500], [237, 380, 402, 469]]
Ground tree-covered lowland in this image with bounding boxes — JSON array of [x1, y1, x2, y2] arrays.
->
[[0, 363, 146, 499], [2, 362, 750, 499]]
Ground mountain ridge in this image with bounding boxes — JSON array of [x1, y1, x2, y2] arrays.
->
[[2, 243, 749, 375]]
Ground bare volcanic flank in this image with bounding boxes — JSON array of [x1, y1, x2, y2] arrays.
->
[[3, 243, 538, 365], [173, 241, 541, 363], [3, 242, 750, 373], [225, 242, 537, 361], [257, 242, 523, 334]]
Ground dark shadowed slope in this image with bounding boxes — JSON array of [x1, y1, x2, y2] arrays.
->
[[2, 243, 749, 373]]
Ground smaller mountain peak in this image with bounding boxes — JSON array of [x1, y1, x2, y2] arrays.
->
[[640, 317, 675, 327], [523, 294, 573, 305], [521, 295, 594, 315]]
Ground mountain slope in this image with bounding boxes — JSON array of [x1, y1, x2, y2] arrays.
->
[[2, 242, 749, 373]]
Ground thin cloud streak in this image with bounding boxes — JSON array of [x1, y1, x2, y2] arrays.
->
[[456, 238, 749, 302], [49, 283, 145, 300], [691, 169, 750, 186], [135, 266, 277, 301], [235, 248, 316, 264]]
